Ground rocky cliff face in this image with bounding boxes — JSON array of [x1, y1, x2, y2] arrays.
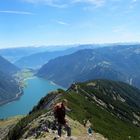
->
[[0, 116, 23, 140]]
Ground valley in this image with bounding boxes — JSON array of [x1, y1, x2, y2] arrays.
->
[[0, 72, 62, 119], [1, 0, 140, 139], [0, 44, 140, 140]]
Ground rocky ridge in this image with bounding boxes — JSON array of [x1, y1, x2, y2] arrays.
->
[[19, 111, 107, 140], [6, 79, 140, 140]]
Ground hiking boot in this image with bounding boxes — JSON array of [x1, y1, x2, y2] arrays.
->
[[66, 136, 75, 140], [53, 136, 60, 140]]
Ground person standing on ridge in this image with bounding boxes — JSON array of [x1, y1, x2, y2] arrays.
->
[[86, 120, 93, 137], [54, 99, 71, 139]]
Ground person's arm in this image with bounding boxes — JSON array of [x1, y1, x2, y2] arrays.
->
[[65, 106, 71, 112]]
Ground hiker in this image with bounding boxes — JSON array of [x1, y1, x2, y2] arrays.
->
[[54, 99, 71, 138]]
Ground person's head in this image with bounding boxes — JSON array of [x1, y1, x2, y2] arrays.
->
[[62, 99, 68, 106]]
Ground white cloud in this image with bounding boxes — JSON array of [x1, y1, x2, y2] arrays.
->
[[56, 20, 69, 25], [112, 25, 140, 42], [72, 0, 106, 7], [23, 0, 106, 8], [22, 0, 68, 8], [132, 0, 138, 3], [113, 26, 124, 33], [125, 0, 139, 13], [0, 10, 33, 15], [112, 25, 128, 34]]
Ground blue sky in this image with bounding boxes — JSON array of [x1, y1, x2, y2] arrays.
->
[[0, 0, 140, 48]]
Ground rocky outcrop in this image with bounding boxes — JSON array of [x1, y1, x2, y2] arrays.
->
[[19, 111, 107, 140], [0, 116, 23, 140]]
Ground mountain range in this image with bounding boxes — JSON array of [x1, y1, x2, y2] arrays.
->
[[0, 70, 20, 105], [37, 44, 140, 88], [14, 48, 79, 69], [0, 44, 140, 140], [14, 44, 102, 69], [0, 55, 19, 75], [0, 45, 78, 63], [0, 55, 20, 105]]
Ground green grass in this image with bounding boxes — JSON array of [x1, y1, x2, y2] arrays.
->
[[63, 91, 140, 140], [6, 80, 140, 140]]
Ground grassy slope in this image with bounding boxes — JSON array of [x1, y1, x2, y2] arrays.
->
[[63, 90, 140, 140], [78, 80, 140, 124]]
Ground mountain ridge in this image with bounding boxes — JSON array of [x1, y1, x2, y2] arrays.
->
[[14, 44, 101, 69], [0, 55, 21, 105], [0, 55, 19, 75], [37, 45, 140, 88], [6, 79, 140, 140]]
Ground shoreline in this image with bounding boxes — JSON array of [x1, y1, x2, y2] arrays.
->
[[0, 88, 23, 107], [49, 81, 57, 86], [48, 80, 66, 90], [0, 70, 35, 107], [0, 77, 64, 107]]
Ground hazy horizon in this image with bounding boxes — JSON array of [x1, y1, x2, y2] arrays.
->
[[0, 42, 140, 50]]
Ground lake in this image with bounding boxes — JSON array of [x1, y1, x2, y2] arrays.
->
[[0, 77, 62, 119]]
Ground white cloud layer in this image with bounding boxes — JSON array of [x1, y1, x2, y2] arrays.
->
[[23, 0, 106, 8], [0, 10, 33, 15], [72, 0, 105, 7]]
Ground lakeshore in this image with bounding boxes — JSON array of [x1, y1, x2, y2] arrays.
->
[[0, 76, 62, 119], [0, 92, 23, 106]]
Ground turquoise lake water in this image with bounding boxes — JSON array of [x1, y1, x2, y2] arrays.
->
[[0, 77, 62, 119]]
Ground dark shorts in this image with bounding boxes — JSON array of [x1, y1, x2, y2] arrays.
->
[[58, 118, 66, 125]]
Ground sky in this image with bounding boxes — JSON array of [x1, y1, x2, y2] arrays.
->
[[0, 0, 140, 48]]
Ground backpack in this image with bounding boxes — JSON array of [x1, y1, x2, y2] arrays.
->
[[54, 104, 60, 119], [53, 103, 66, 120]]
